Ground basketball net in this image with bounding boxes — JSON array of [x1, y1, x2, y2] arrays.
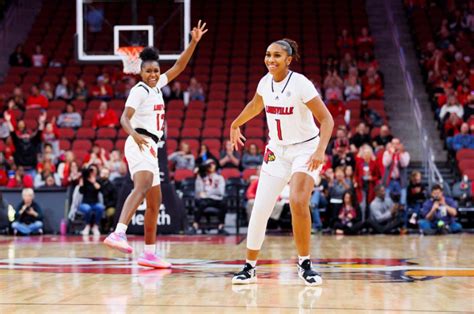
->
[[117, 46, 143, 74]]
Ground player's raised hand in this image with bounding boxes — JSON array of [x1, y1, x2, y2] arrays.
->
[[230, 126, 246, 151], [306, 149, 325, 172], [132, 132, 149, 152], [190, 20, 208, 43]]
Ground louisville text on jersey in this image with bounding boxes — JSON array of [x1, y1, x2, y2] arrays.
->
[[265, 106, 294, 115], [154, 104, 165, 111]]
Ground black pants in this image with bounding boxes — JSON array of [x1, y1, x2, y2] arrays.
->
[[368, 212, 404, 234], [334, 220, 366, 235], [194, 198, 226, 225]]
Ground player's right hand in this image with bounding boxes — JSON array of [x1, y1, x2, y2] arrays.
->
[[230, 125, 246, 151], [132, 132, 149, 151]]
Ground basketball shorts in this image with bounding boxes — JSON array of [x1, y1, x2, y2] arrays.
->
[[124, 135, 160, 186], [261, 136, 322, 183]]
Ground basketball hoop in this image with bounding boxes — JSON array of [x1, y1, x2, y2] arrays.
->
[[117, 46, 143, 74]]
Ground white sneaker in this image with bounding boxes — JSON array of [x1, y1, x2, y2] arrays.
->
[[91, 225, 101, 236], [80, 225, 91, 235]]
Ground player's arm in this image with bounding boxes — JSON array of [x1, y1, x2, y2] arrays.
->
[[120, 107, 148, 151], [164, 20, 208, 82], [305, 96, 334, 171], [230, 92, 265, 150]]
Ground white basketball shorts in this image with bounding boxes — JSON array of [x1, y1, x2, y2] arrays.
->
[[261, 136, 322, 183], [124, 135, 160, 186]]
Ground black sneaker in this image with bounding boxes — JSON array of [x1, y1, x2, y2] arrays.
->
[[297, 259, 323, 286], [232, 263, 257, 285], [218, 228, 229, 235]]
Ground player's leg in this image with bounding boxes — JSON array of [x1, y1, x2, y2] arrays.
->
[[137, 184, 171, 268], [104, 171, 153, 253], [232, 171, 287, 284], [289, 172, 313, 257]]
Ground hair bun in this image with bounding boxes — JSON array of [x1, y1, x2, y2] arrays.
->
[[139, 47, 160, 62]]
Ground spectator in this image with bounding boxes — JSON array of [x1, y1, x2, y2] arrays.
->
[[65, 161, 81, 187], [439, 95, 464, 121], [419, 184, 462, 235], [168, 142, 195, 170], [9, 44, 30, 67], [327, 166, 353, 225], [57, 103, 82, 128], [362, 75, 384, 100], [191, 160, 227, 235], [0, 153, 9, 186], [452, 175, 472, 207], [334, 191, 360, 235], [360, 100, 383, 128], [4, 111, 46, 172], [90, 77, 113, 100], [382, 139, 410, 205], [86, 4, 104, 32], [447, 122, 474, 151], [354, 145, 380, 219], [344, 75, 362, 101], [26, 85, 49, 109], [187, 77, 205, 101], [55, 76, 74, 101], [33, 161, 60, 188], [372, 124, 393, 149], [39, 81, 54, 101], [41, 122, 60, 157], [336, 28, 354, 55], [74, 79, 89, 101], [326, 92, 345, 118], [83, 145, 108, 168], [195, 144, 219, 170], [12, 87, 26, 109], [368, 184, 404, 234], [357, 52, 379, 73], [106, 150, 126, 182], [219, 140, 241, 169], [339, 52, 357, 77], [57, 151, 75, 186], [92, 101, 118, 128], [356, 27, 374, 55], [6, 166, 34, 188], [0, 191, 12, 232], [98, 167, 117, 232], [11, 188, 43, 235], [351, 122, 371, 148], [332, 140, 356, 169], [310, 177, 327, 233], [329, 126, 349, 154], [78, 166, 105, 236], [323, 71, 344, 101], [170, 81, 184, 100], [241, 144, 263, 169], [31, 44, 47, 67], [406, 170, 427, 226]]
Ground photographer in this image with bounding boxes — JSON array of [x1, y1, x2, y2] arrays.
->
[[191, 159, 227, 235], [78, 165, 105, 236], [419, 184, 462, 235], [11, 188, 43, 235], [368, 184, 405, 234]]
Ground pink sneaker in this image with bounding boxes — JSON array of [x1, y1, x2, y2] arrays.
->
[[103, 232, 133, 254], [137, 252, 172, 269]]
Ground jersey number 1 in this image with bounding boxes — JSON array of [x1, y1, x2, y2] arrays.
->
[[156, 114, 164, 131], [275, 119, 283, 140]]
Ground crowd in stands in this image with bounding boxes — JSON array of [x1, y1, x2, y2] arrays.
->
[[0, 17, 468, 236]]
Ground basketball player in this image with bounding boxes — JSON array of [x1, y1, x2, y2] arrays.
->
[[230, 39, 334, 286], [104, 21, 208, 268]]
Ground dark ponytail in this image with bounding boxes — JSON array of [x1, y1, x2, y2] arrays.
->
[[282, 38, 300, 62], [139, 46, 160, 68]]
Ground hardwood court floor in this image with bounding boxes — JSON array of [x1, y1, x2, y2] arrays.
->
[[0, 234, 473, 313]]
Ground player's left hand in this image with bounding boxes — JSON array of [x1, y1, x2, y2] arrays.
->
[[306, 149, 325, 172], [190, 20, 208, 43]]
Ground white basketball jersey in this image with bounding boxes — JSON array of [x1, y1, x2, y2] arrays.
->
[[125, 74, 168, 139], [257, 71, 320, 146]]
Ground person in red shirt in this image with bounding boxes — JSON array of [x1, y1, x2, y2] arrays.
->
[[92, 101, 118, 128], [26, 85, 48, 109], [326, 92, 345, 117], [6, 166, 33, 188], [362, 67, 384, 100], [90, 76, 114, 100], [356, 27, 374, 56], [337, 29, 354, 56]]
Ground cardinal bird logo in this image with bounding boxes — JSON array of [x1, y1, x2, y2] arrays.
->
[[264, 148, 276, 163]]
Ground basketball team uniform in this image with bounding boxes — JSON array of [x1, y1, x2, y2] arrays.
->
[[124, 74, 168, 186], [257, 71, 321, 182]]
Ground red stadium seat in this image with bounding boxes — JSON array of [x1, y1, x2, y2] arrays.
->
[[94, 139, 114, 152], [182, 119, 203, 129], [202, 128, 222, 139], [221, 168, 241, 179], [456, 149, 474, 162], [58, 128, 75, 140], [72, 139, 92, 152], [115, 139, 126, 151], [242, 168, 258, 181], [180, 127, 201, 138], [49, 100, 67, 111], [76, 128, 95, 139], [204, 119, 223, 129], [59, 139, 71, 151], [96, 128, 117, 139], [174, 169, 195, 182]]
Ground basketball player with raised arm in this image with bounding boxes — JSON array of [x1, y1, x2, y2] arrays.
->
[[230, 39, 334, 286], [104, 21, 208, 268]]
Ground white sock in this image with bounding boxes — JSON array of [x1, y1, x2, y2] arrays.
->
[[115, 223, 128, 234], [144, 244, 156, 254], [246, 259, 257, 268], [298, 255, 310, 265]]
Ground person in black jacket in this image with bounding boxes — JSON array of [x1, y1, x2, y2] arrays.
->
[[0, 191, 12, 233], [79, 165, 105, 235], [99, 167, 117, 232], [11, 188, 43, 235], [9, 44, 31, 67], [4, 111, 46, 172]]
